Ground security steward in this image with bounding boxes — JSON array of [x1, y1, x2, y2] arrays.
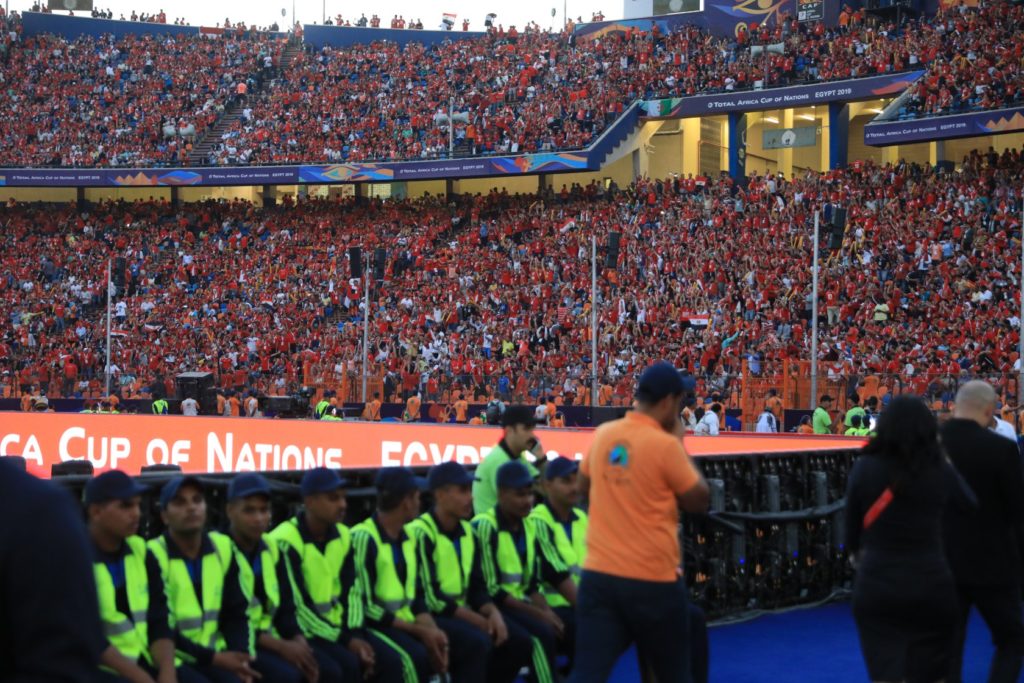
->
[[314, 392, 334, 420], [530, 456, 585, 673], [152, 398, 170, 415], [474, 461, 577, 683], [148, 476, 257, 683], [473, 405, 546, 515], [225, 473, 319, 683], [85, 470, 179, 683], [269, 467, 395, 682], [411, 461, 532, 683], [352, 467, 449, 682]]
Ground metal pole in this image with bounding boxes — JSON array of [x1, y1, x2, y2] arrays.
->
[[105, 259, 112, 397], [564, 0, 567, 28], [810, 211, 819, 410], [1018, 191, 1024, 405], [449, 97, 454, 157], [361, 266, 370, 403], [323, 0, 325, 24], [591, 234, 598, 409]]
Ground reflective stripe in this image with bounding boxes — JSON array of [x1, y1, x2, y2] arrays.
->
[[249, 597, 261, 610], [132, 610, 148, 623], [382, 599, 408, 613], [501, 572, 522, 584], [569, 565, 581, 578], [177, 617, 203, 630], [313, 601, 335, 616], [203, 610, 219, 622], [104, 620, 136, 636]]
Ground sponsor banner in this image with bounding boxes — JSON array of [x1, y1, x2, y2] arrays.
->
[[864, 106, 1024, 146], [763, 126, 817, 149], [797, 0, 824, 22], [0, 413, 858, 477], [0, 153, 590, 188], [643, 71, 925, 119]]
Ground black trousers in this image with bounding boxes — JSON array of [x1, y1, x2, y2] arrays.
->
[[94, 664, 215, 683], [949, 583, 1024, 683], [434, 615, 491, 683], [570, 570, 693, 683], [500, 607, 560, 683]]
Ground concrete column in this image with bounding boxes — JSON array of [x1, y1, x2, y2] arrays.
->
[[828, 102, 849, 170], [727, 112, 745, 179], [780, 109, 795, 179], [681, 118, 700, 177]]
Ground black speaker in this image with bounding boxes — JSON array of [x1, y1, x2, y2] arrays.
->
[[175, 372, 215, 402], [606, 232, 621, 268], [831, 207, 847, 230], [374, 248, 387, 280], [113, 257, 127, 289], [349, 247, 363, 279], [829, 226, 845, 250]]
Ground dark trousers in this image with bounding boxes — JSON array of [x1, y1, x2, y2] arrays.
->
[[949, 583, 1024, 683], [189, 665, 243, 683], [570, 570, 693, 683], [553, 605, 577, 673], [310, 637, 360, 682], [435, 615, 491, 683], [369, 626, 432, 682], [688, 603, 709, 683], [95, 664, 213, 683], [487, 611, 534, 683], [501, 607, 559, 683], [254, 647, 302, 683]]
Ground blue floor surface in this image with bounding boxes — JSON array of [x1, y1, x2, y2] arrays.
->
[[603, 602, 1015, 682]]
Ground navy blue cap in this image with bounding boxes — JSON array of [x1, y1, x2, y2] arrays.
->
[[228, 473, 272, 502], [544, 456, 579, 481], [159, 475, 203, 510], [300, 467, 349, 497], [427, 461, 477, 490], [375, 467, 428, 496], [497, 461, 535, 490], [84, 470, 148, 506], [635, 361, 685, 402]]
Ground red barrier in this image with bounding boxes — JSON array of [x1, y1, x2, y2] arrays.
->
[[0, 413, 864, 477]]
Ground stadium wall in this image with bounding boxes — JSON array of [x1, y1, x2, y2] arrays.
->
[[302, 24, 488, 49]]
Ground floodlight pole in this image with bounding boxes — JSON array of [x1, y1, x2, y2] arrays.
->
[[105, 259, 112, 397], [361, 266, 370, 403], [810, 211, 820, 410], [591, 233, 598, 409]]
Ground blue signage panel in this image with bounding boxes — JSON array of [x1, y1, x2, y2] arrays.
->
[[643, 71, 925, 119], [864, 106, 1024, 146]]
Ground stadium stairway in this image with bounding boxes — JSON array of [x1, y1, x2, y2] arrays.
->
[[187, 40, 306, 166]]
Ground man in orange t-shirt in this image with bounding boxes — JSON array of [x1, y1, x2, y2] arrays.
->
[[576, 361, 709, 681], [404, 392, 421, 422], [454, 397, 469, 423], [362, 392, 382, 421]]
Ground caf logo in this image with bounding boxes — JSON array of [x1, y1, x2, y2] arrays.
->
[[669, 0, 685, 10], [780, 129, 797, 147], [63, 0, 79, 8]]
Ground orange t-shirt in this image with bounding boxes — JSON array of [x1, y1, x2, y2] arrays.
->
[[455, 399, 469, 422], [406, 396, 421, 421], [229, 397, 241, 417], [581, 411, 701, 582]]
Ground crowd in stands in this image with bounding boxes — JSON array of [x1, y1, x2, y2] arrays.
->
[[2, 0, 1023, 166], [0, 19, 285, 167], [3, 144, 1023, 419]]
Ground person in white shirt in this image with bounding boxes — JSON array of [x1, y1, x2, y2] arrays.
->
[[695, 404, 721, 435], [180, 397, 199, 416], [991, 415, 1017, 443], [756, 405, 778, 433]]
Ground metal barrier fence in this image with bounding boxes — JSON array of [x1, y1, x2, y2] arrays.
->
[[43, 444, 860, 620]]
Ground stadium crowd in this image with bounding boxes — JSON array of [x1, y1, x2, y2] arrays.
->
[[3, 143, 1023, 415], [3, 0, 1024, 166]]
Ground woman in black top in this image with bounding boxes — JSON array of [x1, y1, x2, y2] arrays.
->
[[845, 396, 976, 683]]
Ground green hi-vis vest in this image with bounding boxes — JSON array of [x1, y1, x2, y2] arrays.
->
[[353, 519, 418, 623], [472, 509, 536, 601], [409, 513, 475, 612], [314, 400, 331, 419], [95, 536, 151, 665], [529, 504, 587, 608], [269, 518, 350, 642], [152, 399, 169, 415], [231, 535, 281, 649], [147, 532, 234, 662]]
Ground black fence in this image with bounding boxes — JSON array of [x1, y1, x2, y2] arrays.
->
[[43, 446, 859, 620]]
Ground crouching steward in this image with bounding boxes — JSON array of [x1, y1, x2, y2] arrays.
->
[[351, 467, 453, 682], [147, 476, 259, 682], [473, 460, 578, 683], [269, 466, 405, 682], [410, 461, 533, 683]]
